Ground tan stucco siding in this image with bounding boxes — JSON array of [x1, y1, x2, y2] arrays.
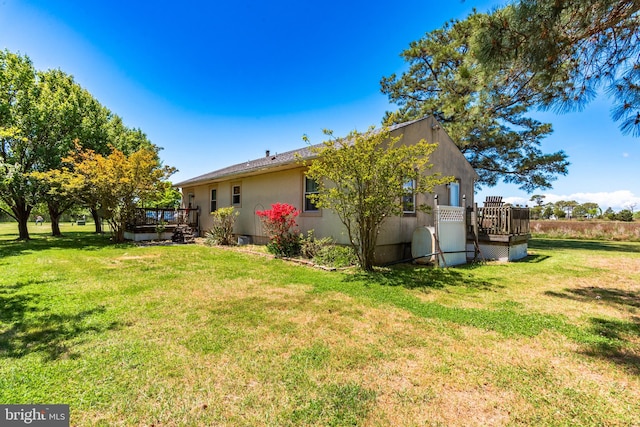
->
[[179, 116, 479, 263], [189, 167, 348, 243]]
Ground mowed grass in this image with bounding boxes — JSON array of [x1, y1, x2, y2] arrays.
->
[[1, 222, 639, 426]]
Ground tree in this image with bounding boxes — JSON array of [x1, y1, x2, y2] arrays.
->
[[29, 69, 95, 236], [0, 51, 39, 240], [542, 205, 554, 219], [474, 0, 640, 135], [530, 205, 542, 220], [381, 14, 569, 192], [302, 125, 451, 271], [145, 182, 182, 209], [67, 146, 174, 243], [530, 194, 546, 206], [572, 204, 588, 219], [76, 112, 157, 234], [581, 202, 602, 219], [617, 209, 634, 221], [604, 207, 616, 220]]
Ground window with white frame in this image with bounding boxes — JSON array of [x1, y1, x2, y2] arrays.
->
[[448, 181, 460, 207], [304, 176, 319, 212], [402, 179, 416, 213], [210, 188, 217, 213], [232, 184, 241, 206]]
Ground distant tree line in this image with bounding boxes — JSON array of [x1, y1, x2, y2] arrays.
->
[[528, 195, 637, 221]]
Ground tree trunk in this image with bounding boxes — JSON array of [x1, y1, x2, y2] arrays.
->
[[12, 198, 32, 240], [114, 222, 125, 243], [90, 207, 102, 233], [48, 203, 62, 237]]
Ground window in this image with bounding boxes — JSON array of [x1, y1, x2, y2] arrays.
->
[[210, 188, 217, 213], [402, 179, 416, 213], [448, 181, 460, 207], [304, 177, 319, 212], [232, 184, 241, 206]]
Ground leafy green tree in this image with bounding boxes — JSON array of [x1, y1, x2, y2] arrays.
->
[[530, 205, 542, 220], [302, 125, 451, 271], [67, 146, 174, 243], [74, 111, 157, 234], [145, 182, 182, 209], [0, 51, 39, 239], [553, 207, 566, 219], [554, 200, 579, 219], [604, 207, 616, 220], [572, 204, 588, 219], [474, 0, 640, 135], [380, 14, 569, 192], [581, 202, 602, 219], [29, 69, 94, 236], [530, 194, 546, 206], [617, 209, 634, 222], [542, 205, 554, 219]]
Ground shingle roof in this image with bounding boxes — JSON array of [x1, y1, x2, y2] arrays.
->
[[173, 118, 426, 188], [173, 144, 321, 187]]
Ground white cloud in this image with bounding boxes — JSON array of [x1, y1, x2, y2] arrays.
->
[[623, 152, 630, 158], [502, 196, 529, 207], [541, 190, 640, 211]]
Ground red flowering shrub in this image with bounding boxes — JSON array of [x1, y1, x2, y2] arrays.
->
[[256, 203, 301, 257]]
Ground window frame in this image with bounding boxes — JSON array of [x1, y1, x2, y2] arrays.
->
[[231, 183, 241, 207], [210, 188, 217, 213], [303, 176, 320, 213], [402, 179, 416, 214]]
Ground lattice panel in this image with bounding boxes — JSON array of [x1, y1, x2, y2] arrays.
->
[[437, 206, 465, 222], [478, 243, 510, 261], [477, 243, 528, 261], [436, 206, 466, 266]]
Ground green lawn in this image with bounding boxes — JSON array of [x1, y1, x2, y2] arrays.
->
[[1, 222, 639, 426]]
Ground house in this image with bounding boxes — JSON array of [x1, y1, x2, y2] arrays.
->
[[174, 116, 479, 264]]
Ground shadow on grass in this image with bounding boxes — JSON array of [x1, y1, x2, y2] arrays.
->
[[0, 281, 119, 361], [545, 287, 640, 310], [338, 266, 640, 374], [344, 264, 500, 291], [530, 238, 640, 254], [580, 317, 640, 375], [545, 287, 640, 374], [511, 253, 550, 263], [0, 231, 125, 259]]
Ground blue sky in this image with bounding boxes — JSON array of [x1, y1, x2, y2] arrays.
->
[[1, 0, 638, 211]]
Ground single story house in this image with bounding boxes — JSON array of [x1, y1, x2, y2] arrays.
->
[[174, 116, 479, 264]]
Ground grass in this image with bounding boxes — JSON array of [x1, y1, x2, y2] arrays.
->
[[1, 222, 639, 426]]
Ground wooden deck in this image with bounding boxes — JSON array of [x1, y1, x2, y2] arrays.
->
[[126, 207, 200, 235], [466, 204, 531, 261], [468, 205, 530, 238]]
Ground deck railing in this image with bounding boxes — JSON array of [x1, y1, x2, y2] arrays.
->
[[127, 207, 199, 231], [467, 206, 530, 236]]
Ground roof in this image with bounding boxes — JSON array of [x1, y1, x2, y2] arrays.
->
[[174, 144, 320, 187], [174, 117, 432, 188]]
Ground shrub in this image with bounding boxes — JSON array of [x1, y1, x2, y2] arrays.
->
[[205, 207, 238, 246], [300, 230, 333, 259], [617, 209, 634, 222], [314, 245, 358, 268], [256, 203, 301, 257]]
